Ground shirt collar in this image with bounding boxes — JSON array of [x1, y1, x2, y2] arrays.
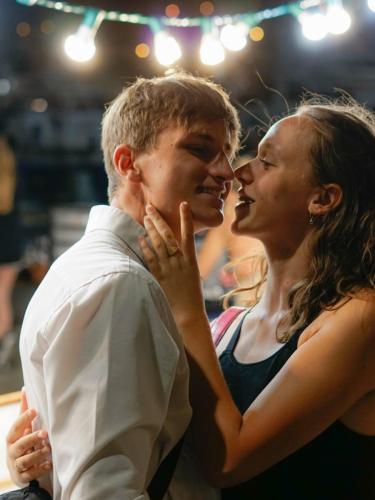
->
[[85, 205, 147, 266]]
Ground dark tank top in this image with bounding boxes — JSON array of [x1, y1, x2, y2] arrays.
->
[[219, 312, 375, 500]]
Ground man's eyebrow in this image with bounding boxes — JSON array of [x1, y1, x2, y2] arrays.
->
[[184, 132, 215, 142]]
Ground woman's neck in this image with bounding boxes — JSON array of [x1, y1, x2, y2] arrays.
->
[[257, 236, 311, 316]]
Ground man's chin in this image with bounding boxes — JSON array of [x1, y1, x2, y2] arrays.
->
[[193, 212, 223, 233]]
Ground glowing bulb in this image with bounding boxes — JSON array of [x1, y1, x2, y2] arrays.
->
[[154, 31, 181, 66], [368, 0, 375, 13], [64, 25, 96, 62], [326, 5, 351, 35], [220, 23, 248, 51], [200, 33, 225, 65], [300, 13, 328, 41]]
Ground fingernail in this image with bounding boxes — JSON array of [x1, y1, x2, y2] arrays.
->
[[146, 204, 154, 214], [43, 462, 51, 470], [38, 430, 47, 438], [144, 216, 151, 225]]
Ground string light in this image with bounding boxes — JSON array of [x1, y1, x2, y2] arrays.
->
[[64, 9, 104, 62], [14, 0, 371, 65], [220, 22, 248, 51], [154, 31, 182, 66], [326, 3, 351, 34], [299, 12, 328, 40], [200, 20, 225, 65]]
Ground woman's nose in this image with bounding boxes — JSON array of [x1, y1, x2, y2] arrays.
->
[[234, 161, 253, 183]]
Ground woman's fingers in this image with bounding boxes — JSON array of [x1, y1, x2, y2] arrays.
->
[[6, 409, 36, 445], [143, 215, 169, 261], [139, 236, 160, 278], [180, 202, 195, 259], [145, 204, 179, 256]]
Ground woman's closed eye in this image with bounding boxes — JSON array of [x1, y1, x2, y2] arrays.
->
[[259, 157, 273, 169]]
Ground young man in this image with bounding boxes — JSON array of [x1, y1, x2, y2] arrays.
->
[[8, 73, 240, 498]]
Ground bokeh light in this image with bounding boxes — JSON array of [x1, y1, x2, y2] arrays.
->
[[16, 22, 31, 37], [220, 23, 247, 51], [368, 0, 375, 13], [40, 19, 55, 34], [165, 4, 180, 18], [30, 98, 48, 113], [154, 31, 181, 66], [200, 1, 214, 16], [64, 26, 96, 62], [0, 79, 11, 96], [135, 43, 150, 58], [300, 13, 328, 41], [326, 5, 351, 35], [200, 33, 225, 65], [249, 26, 264, 42]]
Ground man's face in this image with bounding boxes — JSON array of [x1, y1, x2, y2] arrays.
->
[[136, 120, 234, 234]]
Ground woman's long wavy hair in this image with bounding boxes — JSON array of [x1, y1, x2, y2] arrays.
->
[[228, 94, 375, 342]]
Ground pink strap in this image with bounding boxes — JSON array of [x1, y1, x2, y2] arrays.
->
[[211, 307, 246, 347]]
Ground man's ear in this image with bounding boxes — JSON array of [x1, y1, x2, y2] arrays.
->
[[113, 145, 142, 183], [308, 183, 343, 217]]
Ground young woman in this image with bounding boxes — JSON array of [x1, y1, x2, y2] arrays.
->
[[140, 96, 375, 498], [7, 96, 375, 498]]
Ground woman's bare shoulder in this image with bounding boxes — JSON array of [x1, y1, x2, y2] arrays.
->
[[299, 291, 375, 347]]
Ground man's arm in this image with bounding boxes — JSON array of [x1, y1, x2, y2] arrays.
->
[[40, 270, 189, 499]]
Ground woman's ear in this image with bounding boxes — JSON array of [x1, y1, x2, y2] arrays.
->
[[113, 145, 142, 183], [308, 183, 343, 217]]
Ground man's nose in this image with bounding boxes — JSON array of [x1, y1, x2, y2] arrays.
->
[[210, 152, 234, 181], [234, 161, 253, 184]]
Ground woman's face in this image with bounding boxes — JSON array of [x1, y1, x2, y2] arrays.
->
[[232, 115, 318, 245]]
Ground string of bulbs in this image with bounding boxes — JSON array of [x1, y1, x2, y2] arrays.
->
[[15, 0, 374, 66]]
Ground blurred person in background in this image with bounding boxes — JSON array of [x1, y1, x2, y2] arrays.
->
[[0, 133, 23, 368]]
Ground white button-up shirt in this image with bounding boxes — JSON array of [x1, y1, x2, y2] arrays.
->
[[20, 205, 191, 500]]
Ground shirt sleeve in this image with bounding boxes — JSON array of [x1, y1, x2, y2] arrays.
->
[[42, 269, 187, 499]]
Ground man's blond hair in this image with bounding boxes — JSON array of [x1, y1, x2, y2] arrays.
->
[[101, 72, 241, 200]]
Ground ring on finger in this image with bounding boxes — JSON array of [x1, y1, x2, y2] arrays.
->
[[167, 245, 179, 257]]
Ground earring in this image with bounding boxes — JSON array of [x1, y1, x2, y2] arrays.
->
[[308, 212, 315, 225]]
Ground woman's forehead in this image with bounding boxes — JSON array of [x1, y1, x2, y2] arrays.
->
[[261, 115, 314, 157]]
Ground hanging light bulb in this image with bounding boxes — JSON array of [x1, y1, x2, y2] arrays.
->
[[368, 0, 375, 13], [220, 22, 248, 51], [300, 12, 328, 41], [64, 9, 104, 63], [326, 4, 351, 35], [200, 32, 225, 65], [154, 31, 182, 66]]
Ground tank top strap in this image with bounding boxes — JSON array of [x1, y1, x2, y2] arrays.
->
[[224, 309, 251, 353]]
